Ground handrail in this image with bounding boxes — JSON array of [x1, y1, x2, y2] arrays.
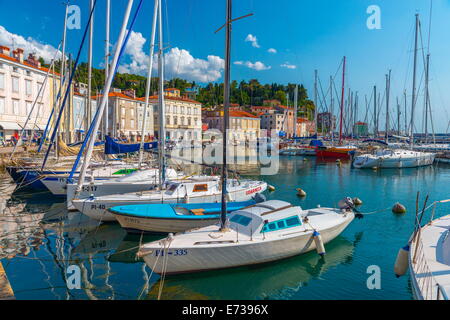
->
[[411, 199, 450, 300]]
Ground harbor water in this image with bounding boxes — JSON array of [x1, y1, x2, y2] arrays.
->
[[1, 157, 449, 300]]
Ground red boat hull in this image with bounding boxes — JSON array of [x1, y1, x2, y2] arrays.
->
[[316, 150, 351, 159]]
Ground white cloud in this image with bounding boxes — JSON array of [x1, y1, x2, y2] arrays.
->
[[0, 25, 63, 62], [118, 31, 224, 82], [245, 34, 260, 48], [280, 62, 297, 69], [267, 48, 277, 54], [234, 60, 271, 71]]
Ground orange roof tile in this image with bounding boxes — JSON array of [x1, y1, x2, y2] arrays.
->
[[0, 52, 60, 76], [137, 95, 201, 104], [229, 110, 259, 119]]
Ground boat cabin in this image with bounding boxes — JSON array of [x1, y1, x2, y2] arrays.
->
[[228, 200, 304, 237]]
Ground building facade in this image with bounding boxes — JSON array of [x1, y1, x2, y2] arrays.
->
[[204, 110, 260, 141], [148, 88, 202, 141], [0, 46, 59, 140]]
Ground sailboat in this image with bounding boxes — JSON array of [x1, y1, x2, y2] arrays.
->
[[353, 15, 435, 169], [315, 57, 357, 159], [70, 0, 267, 222], [137, 0, 357, 276]]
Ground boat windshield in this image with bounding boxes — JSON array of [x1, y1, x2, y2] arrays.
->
[[261, 215, 301, 233], [230, 214, 252, 226]]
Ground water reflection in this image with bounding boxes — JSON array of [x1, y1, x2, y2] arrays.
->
[[144, 234, 362, 300]]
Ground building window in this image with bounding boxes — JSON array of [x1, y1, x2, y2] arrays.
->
[[0, 73, 4, 89], [173, 116, 177, 125], [121, 107, 125, 116], [37, 82, 43, 97], [13, 100, 19, 114], [121, 118, 125, 128], [26, 80, 32, 95], [166, 116, 170, 125], [188, 117, 191, 126], [131, 109, 135, 117], [173, 106, 177, 113], [0, 97, 4, 114], [12, 77, 19, 93], [12, 67, 18, 73], [26, 102, 32, 116], [130, 119, 135, 128]]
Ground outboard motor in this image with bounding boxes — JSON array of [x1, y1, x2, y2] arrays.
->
[[253, 193, 266, 203], [338, 197, 355, 211]]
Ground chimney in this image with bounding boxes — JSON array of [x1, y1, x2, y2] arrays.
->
[[0, 46, 10, 56], [13, 48, 24, 63]]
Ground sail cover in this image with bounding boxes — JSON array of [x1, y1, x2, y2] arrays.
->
[[105, 135, 158, 154]]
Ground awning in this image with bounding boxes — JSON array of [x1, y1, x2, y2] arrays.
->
[[18, 123, 36, 130], [0, 121, 21, 131]]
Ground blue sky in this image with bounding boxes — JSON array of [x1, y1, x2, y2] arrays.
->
[[0, 0, 449, 132]]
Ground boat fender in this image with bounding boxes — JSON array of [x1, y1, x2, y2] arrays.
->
[[313, 230, 326, 256], [353, 197, 363, 206], [296, 188, 307, 197], [268, 185, 276, 192], [392, 202, 406, 214], [394, 244, 410, 277]]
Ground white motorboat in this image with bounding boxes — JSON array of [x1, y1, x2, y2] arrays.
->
[[71, 177, 267, 222], [352, 149, 435, 169], [64, 168, 181, 205], [40, 163, 148, 196], [137, 199, 355, 275]]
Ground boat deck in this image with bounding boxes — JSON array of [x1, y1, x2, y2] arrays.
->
[[0, 261, 15, 300], [410, 214, 450, 300]]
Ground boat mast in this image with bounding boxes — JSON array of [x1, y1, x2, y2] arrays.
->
[[397, 97, 401, 135], [373, 85, 377, 138], [104, 0, 110, 139], [157, 0, 166, 188], [138, 0, 159, 168], [385, 70, 391, 143], [314, 69, 318, 137], [330, 75, 334, 143], [424, 53, 430, 144], [338, 56, 345, 145], [293, 85, 298, 138], [86, 0, 94, 140], [75, 0, 134, 191], [61, 2, 69, 144], [404, 90, 407, 135], [410, 14, 419, 148], [220, 0, 232, 231]]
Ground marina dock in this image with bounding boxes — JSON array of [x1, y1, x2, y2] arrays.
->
[[0, 261, 15, 300]]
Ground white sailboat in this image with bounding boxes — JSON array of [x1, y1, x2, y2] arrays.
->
[[137, 199, 355, 274], [71, 177, 267, 221], [137, 0, 357, 277], [353, 15, 435, 169], [42, 166, 179, 197], [353, 149, 435, 169]]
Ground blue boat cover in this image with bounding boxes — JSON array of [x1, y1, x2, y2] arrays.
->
[[105, 135, 158, 154], [309, 139, 323, 147], [109, 200, 256, 220]]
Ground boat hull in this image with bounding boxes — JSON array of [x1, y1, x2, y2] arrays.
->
[[142, 213, 354, 274], [353, 153, 435, 168], [72, 182, 267, 222], [116, 215, 220, 234]]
